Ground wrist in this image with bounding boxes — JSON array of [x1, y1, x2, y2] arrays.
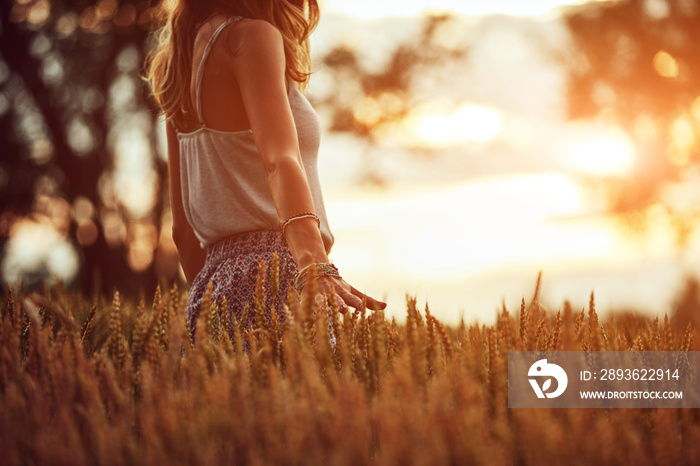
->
[[281, 216, 328, 267], [294, 262, 341, 293], [295, 250, 329, 269]]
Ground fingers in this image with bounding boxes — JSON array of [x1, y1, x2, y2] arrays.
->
[[336, 288, 364, 310], [307, 277, 387, 312], [326, 284, 386, 312], [348, 285, 387, 311], [330, 290, 350, 313], [310, 287, 350, 313]]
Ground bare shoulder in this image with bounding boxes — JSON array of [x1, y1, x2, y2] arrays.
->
[[221, 19, 283, 56], [234, 19, 281, 40]]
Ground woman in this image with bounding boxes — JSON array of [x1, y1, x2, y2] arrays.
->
[[146, 0, 385, 338]]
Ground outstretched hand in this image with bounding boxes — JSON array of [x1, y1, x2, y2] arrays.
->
[[301, 275, 386, 313]]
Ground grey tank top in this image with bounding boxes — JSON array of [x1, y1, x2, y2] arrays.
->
[[176, 17, 334, 251]]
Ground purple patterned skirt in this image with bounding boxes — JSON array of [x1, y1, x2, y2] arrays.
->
[[186, 230, 297, 340]]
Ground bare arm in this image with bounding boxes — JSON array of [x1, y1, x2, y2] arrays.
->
[[166, 123, 207, 285], [229, 21, 385, 311]]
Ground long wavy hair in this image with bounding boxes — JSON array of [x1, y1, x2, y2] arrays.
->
[[146, 0, 320, 129]]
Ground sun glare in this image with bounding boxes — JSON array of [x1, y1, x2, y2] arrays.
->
[[568, 127, 635, 176], [329, 174, 588, 280], [406, 102, 503, 148]]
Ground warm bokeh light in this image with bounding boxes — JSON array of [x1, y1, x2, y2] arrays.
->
[[72, 196, 96, 222], [76, 219, 99, 247], [33, 193, 72, 235], [693, 96, 700, 122], [653, 50, 679, 79], [113, 128, 158, 219], [97, 0, 119, 20], [568, 127, 635, 175], [354, 92, 405, 127], [667, 117, 696, 166], [323, 0, 614, 19], [27, 0, 50, 25], [102, 210, 126, 247], [2, 219, 79, 286], [127, 222, 158, 272], [114, 4, 137, 28]]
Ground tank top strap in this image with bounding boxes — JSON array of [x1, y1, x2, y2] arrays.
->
[[194, 16, 245, 126]]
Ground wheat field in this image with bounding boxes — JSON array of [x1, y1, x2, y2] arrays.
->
[[1, 267, 699, 465]]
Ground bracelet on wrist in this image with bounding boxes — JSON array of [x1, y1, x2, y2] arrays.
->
[[280, 212, 321, 237], [294, 262, 341, 293]]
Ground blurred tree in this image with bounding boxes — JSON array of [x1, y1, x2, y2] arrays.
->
[[563, 0, 700, 243], [0, 0, 175, 296], [313, 14, 468, 185]]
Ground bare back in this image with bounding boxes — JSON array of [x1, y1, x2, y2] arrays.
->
[[186, 15, 249, 133]]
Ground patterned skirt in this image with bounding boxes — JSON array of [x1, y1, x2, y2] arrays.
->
[[186, 230, 297, 341]]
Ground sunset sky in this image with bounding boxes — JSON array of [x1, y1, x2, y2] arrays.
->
[[304, 0, 700, 323]]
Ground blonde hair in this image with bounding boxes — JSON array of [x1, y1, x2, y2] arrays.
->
[[146, 0, 320, 130]]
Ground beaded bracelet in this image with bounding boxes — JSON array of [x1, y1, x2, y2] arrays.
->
[[294, 262, 342, 293], [280, 212, 321, 237]]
